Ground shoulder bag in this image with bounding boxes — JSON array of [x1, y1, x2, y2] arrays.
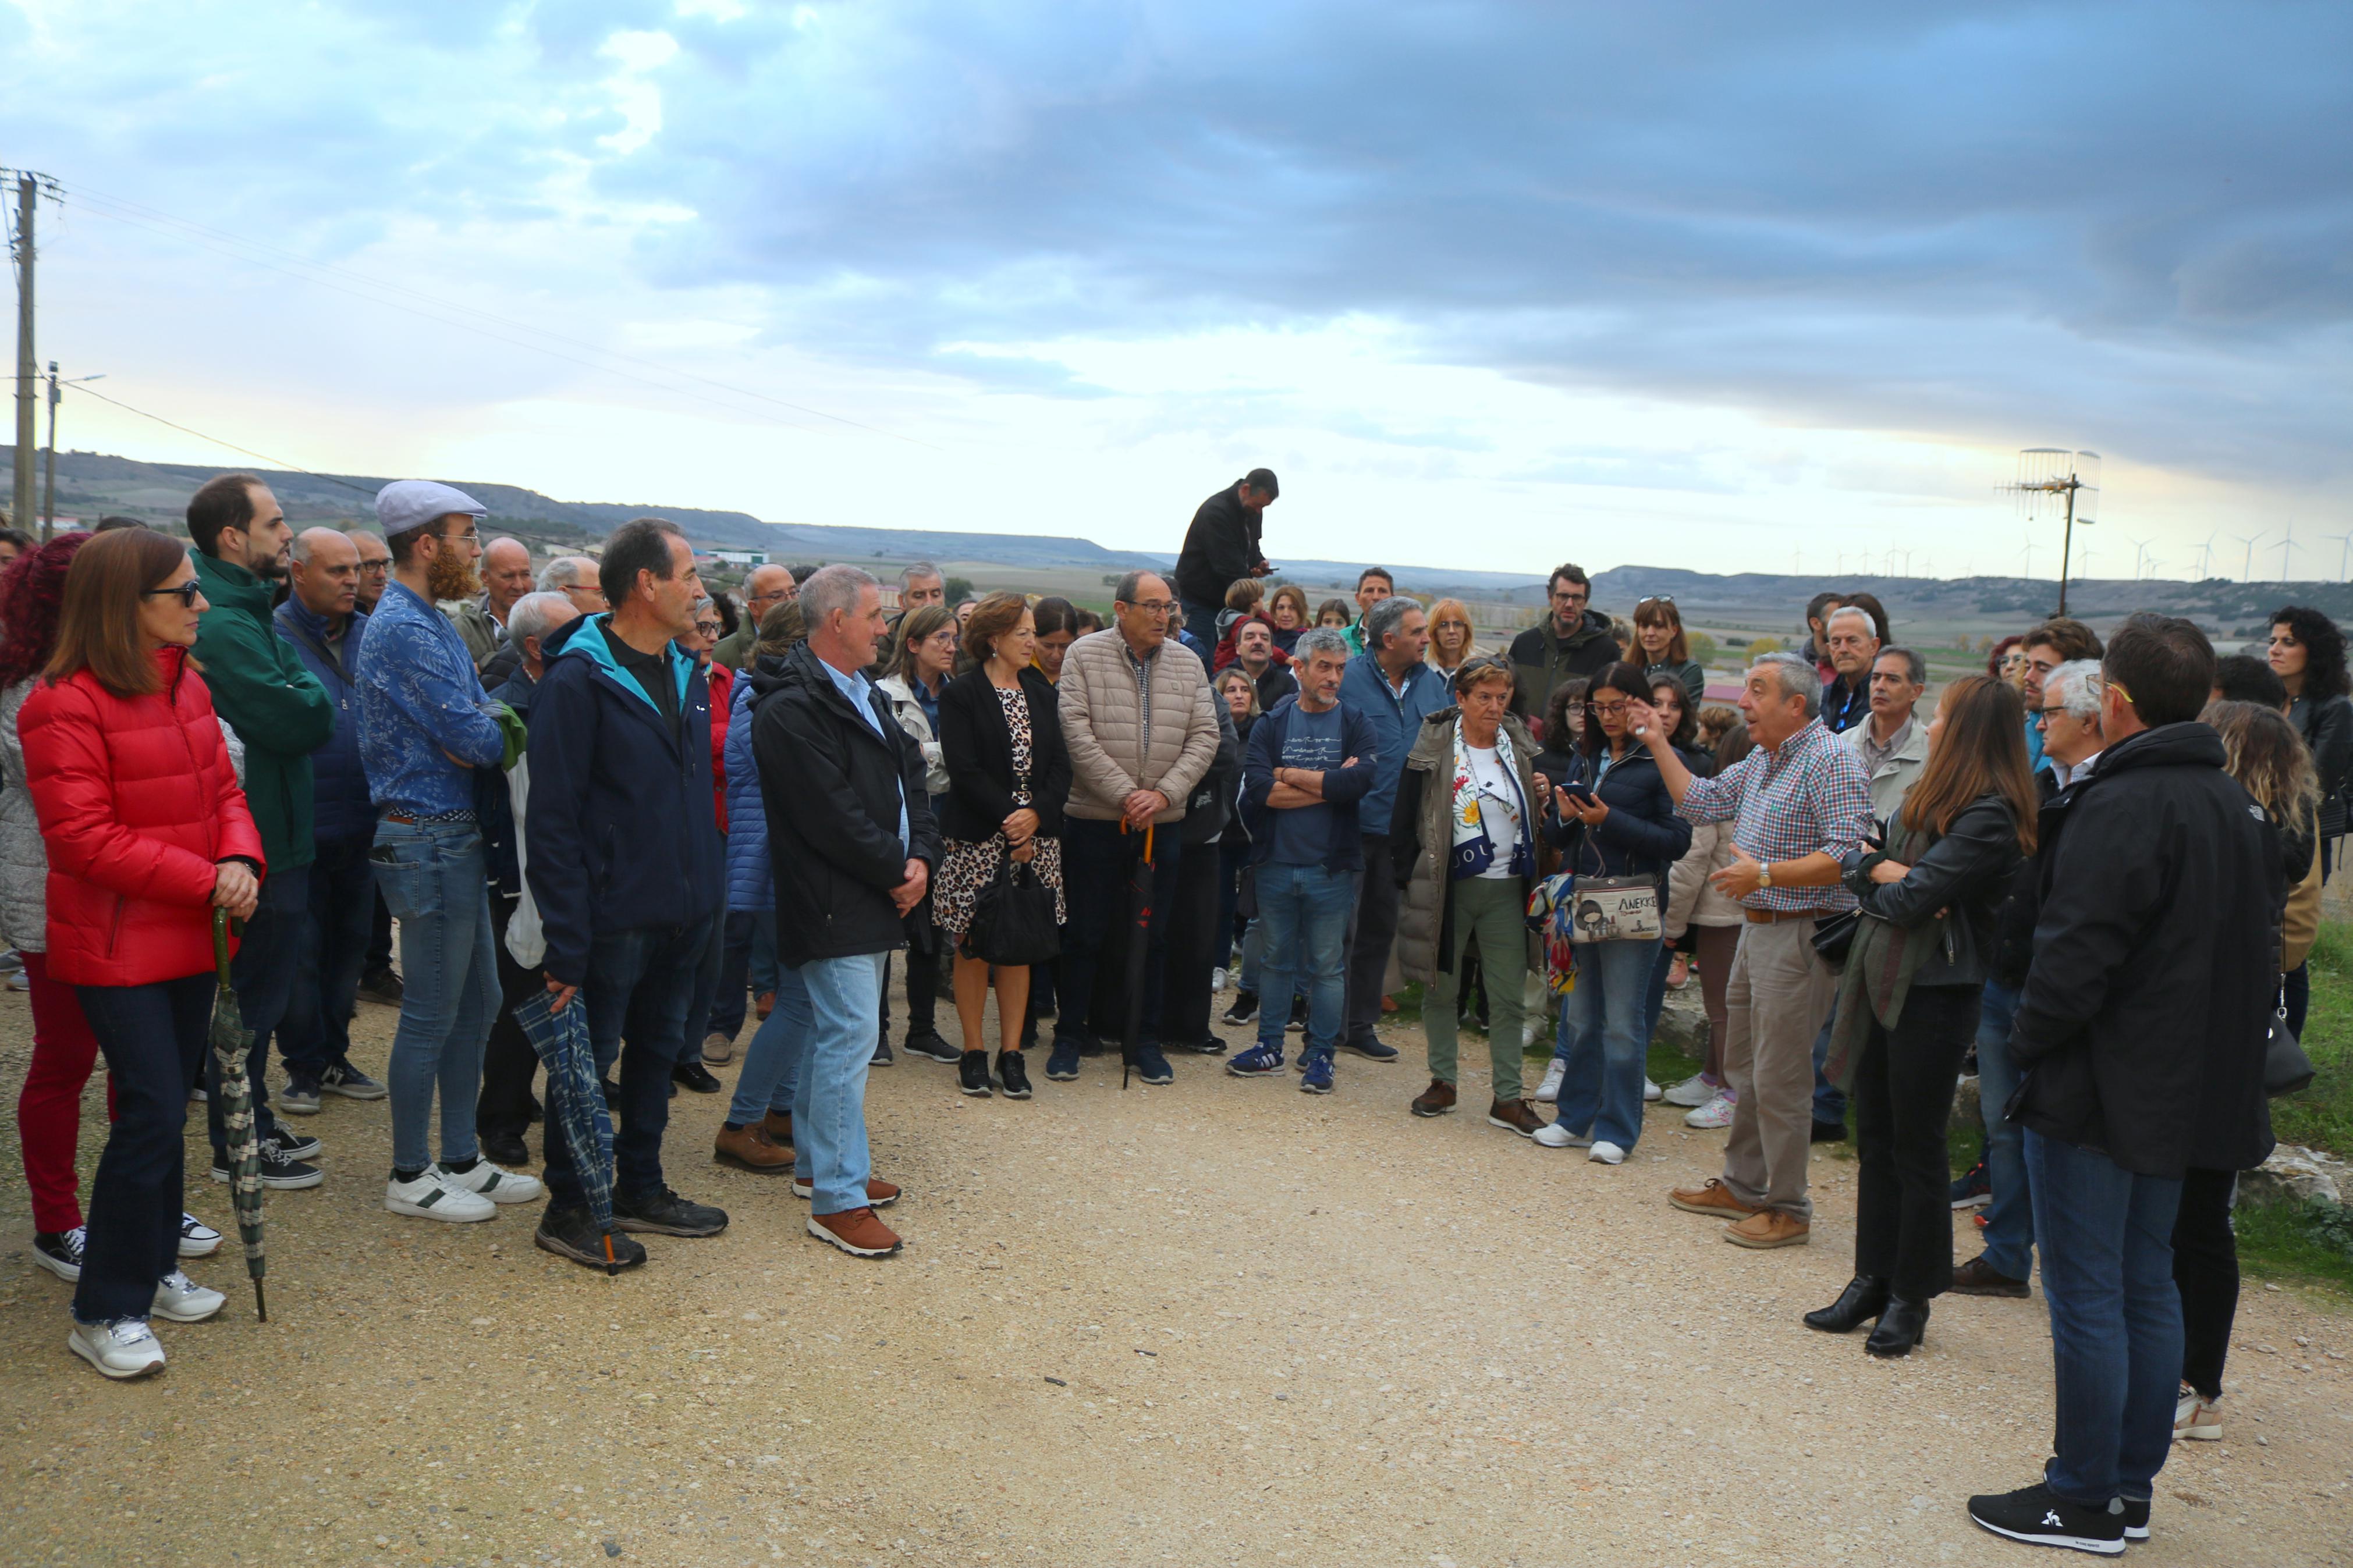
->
[[962, 852, 1062, 967]]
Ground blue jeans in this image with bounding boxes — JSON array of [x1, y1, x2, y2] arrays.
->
[[208, 861, 308, 1161], [792, 950, 888, 1215], [73, 973, 212, 1323], [285, 835, 375, 1082], [1811, 1001, 1846, 1126], [2027, 1128, 2185, 1507], [1553, 937, 1659, 1151], [711, 908, 776, 1043], [373, 821, 496, 1174], [544, 916, 715, 1210], [1974, 980, 2035, 1279], [1252, 862, 1353, 1055], [728, 963, 810, 1127], [1057, 816, 1185, 1048]]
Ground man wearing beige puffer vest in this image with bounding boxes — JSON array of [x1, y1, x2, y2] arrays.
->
[[1049, 570, 1222, 1086]]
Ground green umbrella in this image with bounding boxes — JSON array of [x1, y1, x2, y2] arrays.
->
[[209, 909, 268, 1322]]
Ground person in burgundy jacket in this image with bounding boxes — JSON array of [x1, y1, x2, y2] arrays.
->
[[20, 527, 264, 1380]]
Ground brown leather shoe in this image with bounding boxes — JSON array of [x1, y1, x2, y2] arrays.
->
[[808, 1206, 902, 1258], [1950, 1254, 2032, 1297], [1723, 1209, 1810, 1249], [1410, 1079, 1457, 1117], [755, 990, 776, 1021], [1487, 1097, 1543, 1137], [1669, 1178, 1761, 1218], [792, 1175, 900, 1208], [761, 1110, 793, 1149], [713, 1122, 792, 1173]]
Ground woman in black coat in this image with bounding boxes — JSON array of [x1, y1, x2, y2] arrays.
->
[[2267, 605, 2349, 1037], [934, 593, 1070, 1099], [1806, 675, 2033, 1358]]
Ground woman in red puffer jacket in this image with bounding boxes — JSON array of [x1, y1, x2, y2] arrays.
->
[[20, 527, 264, 1380]]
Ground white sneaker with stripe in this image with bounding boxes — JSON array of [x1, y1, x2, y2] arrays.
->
[[384, 1169, 497, 1223], [440, 1160, 545, 1205]]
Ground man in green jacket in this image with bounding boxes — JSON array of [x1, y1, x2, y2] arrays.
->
[[1507, 561, 1623, 735], [188, 474, 339, 1192]]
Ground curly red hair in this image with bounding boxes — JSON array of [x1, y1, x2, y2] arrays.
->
[[0, 531, 93, 688]]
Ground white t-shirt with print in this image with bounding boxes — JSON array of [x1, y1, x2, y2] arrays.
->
[[1463, 744, 1525, 879]]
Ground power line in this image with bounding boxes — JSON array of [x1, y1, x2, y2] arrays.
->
[[64, 381, 377, 496]]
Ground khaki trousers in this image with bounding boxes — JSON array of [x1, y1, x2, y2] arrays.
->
[[1718, 916, 1838, 1221]]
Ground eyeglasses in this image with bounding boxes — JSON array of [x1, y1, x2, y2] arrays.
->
[[1637, 595, 1676, 606], [694, 621, 722, 638], [1123, 600, 1176, 616], [143, 581, 203, 606], [356, 560, 391, 575], [1590, 700, 1631, 717], [441, 528, 480, 545]]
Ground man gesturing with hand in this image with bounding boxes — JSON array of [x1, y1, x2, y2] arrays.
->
[[1623, 652, 1872, 1251]]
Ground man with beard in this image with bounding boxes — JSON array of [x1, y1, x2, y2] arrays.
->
[[356, 481, 544, 1224], [187, 474, 338, 1191]]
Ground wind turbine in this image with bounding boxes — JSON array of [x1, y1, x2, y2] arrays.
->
[[2330, 533, 2353, 583], [2195, 531, 2219, 580], [2279, 521, 2296, 581], [2130, 537, 2153, 581], [2238, 531, 2268, 583]]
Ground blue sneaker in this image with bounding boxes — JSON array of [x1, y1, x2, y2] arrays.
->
[[1227, 1044, 1286, 1076], [1341, 1034, 1399, 1062], [1133, 1043, 1174, 1086], [1045, 1039, 1083, 1081], [1300, 1050, 1335, 1094]]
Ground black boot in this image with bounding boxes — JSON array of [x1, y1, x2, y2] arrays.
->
[[1802, 1275, 1890, 1334], [1864, 1296, 1929, 1357]]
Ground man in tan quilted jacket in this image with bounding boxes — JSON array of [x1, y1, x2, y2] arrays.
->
[[1049, 570, 1222, 1086]]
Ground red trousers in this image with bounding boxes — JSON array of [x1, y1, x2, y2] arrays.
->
[[15, 951, 112, 1233]]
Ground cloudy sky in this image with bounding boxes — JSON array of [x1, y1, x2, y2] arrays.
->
[[3, 1, 2347, 579]]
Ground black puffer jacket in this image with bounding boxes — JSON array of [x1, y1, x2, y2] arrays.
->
[[2010, 723, 2283, 1178], [753, 641, 943, 969], [1844, 794, 2024, 989]]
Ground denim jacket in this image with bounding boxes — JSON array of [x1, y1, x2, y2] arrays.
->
[[354, 579, 506, 817]]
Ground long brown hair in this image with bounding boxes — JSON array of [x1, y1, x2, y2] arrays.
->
[[2203, 699, 2320, 834], [890, 602, 957, 685], [47, 527, 192, 698], [1901, 674, 2037, 853], [1632, 596, 1689, 664]]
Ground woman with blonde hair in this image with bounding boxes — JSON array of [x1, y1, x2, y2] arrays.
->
[[1424, 599, 1484, 678]]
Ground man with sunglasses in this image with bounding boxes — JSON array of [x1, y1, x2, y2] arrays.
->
[[1508, 563, 1621, 737], [187, 474, 339, 1192]]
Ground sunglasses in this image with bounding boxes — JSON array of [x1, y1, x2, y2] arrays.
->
[[143, 581, 203, 606]]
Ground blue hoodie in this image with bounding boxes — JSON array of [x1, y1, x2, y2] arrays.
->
[[523, 613, 724, 987]]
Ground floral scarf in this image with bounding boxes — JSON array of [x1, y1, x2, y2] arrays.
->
[[1448, 720, 1535, 881]]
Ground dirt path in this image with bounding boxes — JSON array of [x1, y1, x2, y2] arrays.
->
[[2, 988, 2348, 1567]]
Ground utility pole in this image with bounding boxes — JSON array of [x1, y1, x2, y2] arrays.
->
[[10, 173, 33, 532], [41, 361, 55, 537]]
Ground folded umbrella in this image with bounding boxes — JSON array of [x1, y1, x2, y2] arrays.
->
[[207, 911, 268, 1322], [1119, 821, 1156, 1090], [510, 987, 622, 1274]]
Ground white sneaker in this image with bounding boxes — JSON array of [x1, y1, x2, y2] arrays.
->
[[1684, 1091, 1736, 1129], [1643, 1076, 1662, 1102], [385, 1169, 497, 1223], [1533, 1122, 1593, 1149], [1660, 1072, 1717, 1108], [701, 1030, 734, 1066], [2174, 1387, 2222, 1441], [1588, 1140, 1626, 1166], [178, 1213, 222, 1258], [1534, 1057, 1567, 1104], [440, 1160, 544, 1205], [69, 1317, 165, 1379], [151, 1270, 226, 1323], [1212, 967, 1229, 995]]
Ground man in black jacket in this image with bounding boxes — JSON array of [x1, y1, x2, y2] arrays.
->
[[1507, 563, 1622, 732], [754, 565, 942, 1260], [1967, 617, 2280, 1555], [1174, 470, 1277, 637]]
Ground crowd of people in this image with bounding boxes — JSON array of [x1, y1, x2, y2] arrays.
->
[[0, 474, 2337, 1558]]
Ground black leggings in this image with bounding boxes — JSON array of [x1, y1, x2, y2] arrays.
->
[[2173, 1167, 2240, 1401], [1850, 983, 1979, 1300]]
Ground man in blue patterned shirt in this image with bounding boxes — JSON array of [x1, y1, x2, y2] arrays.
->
[[1625, 652, 1872, 1250], [355, 481, 544, 1228]]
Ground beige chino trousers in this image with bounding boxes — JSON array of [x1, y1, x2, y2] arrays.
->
[[1717, 916, 1839, 1222]]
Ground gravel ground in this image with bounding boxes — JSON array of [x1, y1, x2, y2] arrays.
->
[[2, 982, 2349, 1568]]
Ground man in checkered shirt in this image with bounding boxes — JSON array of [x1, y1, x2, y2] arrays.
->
[[1624, 651, 1872, 1250]]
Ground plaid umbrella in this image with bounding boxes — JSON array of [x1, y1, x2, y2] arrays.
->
[[1119, 822, 1156, 1090], [510, 988, 623, 1274], [208, 911, 268, 1322]]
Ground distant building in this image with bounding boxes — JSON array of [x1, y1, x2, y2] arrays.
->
[[707, 549, 770, 567]]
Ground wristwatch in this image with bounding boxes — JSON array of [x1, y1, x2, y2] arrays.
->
[[1758, 861, 1774, 891]]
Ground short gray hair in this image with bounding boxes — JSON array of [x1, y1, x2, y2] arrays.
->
[[1115, 569, 1167, 605], [343, 528, 386, 552], [1296, 627, 1353, 665], [538, 555, 597, 592], [1362, 594, 1418, 653], [1826, 605, 1879, 641], [1876, 645, 1926, 688], [2047, 658, 2104, 720], [1751, 651, 1822, 718], [900, 561, 942, 591], [506, 591, 573, 649], [801, 563, 879, 630]]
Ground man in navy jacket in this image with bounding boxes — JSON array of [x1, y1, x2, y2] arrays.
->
[[1228, 627, 1379, 1093], [525, 519, 727, 1269]]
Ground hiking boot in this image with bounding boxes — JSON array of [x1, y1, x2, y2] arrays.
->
[[809, 1206, 902, 1258], [612, 1186, 729, 1238], [279, 1076, 322, 1115], [761, 1110, 794, 1150], [793, 1175, 902, 1208], [958, 1050, 994, 1097], [903, 1027, 961, 1064], [1723, 1210, 1810, 1249], [1966, 1481, 2125, 1556], [1410, 1079, 1457, 1117], [672, 1061, 723, 1094], [535, 1206, 647, 1271], [714, 1122, 793, 1173], [996, 1051, 1032, 1099], [1299, 1049, 1335, 1094], [701, 1030, 735, 1066], [1486, 1097, 1543, 1137], [1669, 1178, 1759, 1219], [1951, 1255, 2031, 1298], [1222, 991, 1259, 1025], [1226, 1043, 1286, 1077], [319, 1061, 386, 1100]]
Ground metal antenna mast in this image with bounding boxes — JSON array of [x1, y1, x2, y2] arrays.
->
[[1998, 449, 2099, 614]]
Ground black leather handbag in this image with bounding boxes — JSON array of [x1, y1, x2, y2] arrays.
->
[[962, 854, 1062, 966], [1810, 908, 1862, 969], [2266, 1006, 2316, 1097]]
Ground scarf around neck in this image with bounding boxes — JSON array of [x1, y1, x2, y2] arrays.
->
[[1449, 720, 1534, 881]]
